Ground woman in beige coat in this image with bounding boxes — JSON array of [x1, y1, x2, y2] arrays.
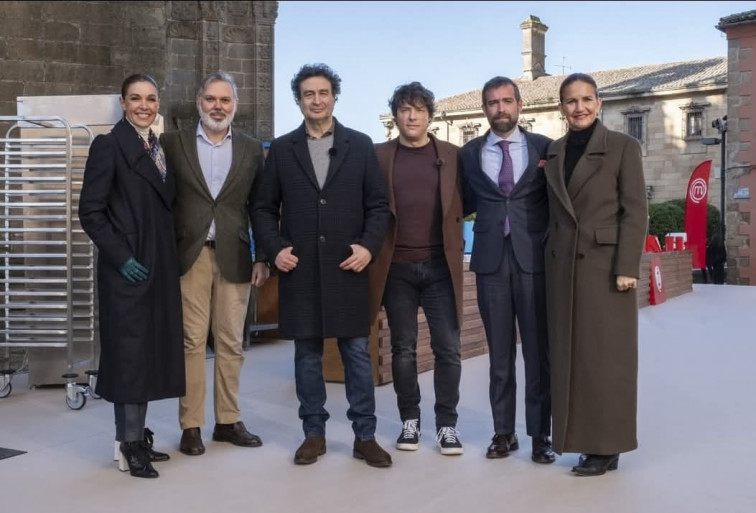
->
[[543, 73, 647, 476]]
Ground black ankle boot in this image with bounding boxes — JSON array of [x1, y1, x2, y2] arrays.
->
[[572, 453, 619, 476], [143, 428, 170, 462], [120, 441, 159, 478]]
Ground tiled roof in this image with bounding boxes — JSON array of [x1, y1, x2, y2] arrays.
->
[[433, 57, 727, 114], [718, 9, 756, 29]]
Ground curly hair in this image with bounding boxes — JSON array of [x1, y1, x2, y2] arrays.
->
[[291, 63, 342, 102], [388, 82, 435, 119]]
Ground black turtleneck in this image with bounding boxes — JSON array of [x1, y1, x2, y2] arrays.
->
[[564, 119, 598, 186]]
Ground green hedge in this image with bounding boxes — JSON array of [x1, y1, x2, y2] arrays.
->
[[647, 199, 720, 249]]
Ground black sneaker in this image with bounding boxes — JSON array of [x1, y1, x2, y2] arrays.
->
[[396, 419, 420, 451], [436, 426, 463, 455]]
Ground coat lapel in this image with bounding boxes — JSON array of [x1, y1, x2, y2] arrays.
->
[[178, 127, 212, 198], [290, 123, 320, 190], [376, 138, 398, 218], [512, 129, 541, 195], [113, 120, 171, 209], [566, 121, 608, 199], [322, 119, 348, 189], [433, 134, 456, 218], [216, 128, 248, 200], [545, 137, 576, 221]]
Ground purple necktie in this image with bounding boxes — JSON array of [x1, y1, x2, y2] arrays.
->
[[497, 140, 514, 236]]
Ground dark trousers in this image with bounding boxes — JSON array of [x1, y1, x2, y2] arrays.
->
[[114, 402, 147, 442], [383, 256, 461, 429], [476, 238, 551, 437], [294, 337, 377, 440]]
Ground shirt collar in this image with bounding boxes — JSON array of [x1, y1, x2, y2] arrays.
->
[[305, 122, 335, 140], [487, 126, 524, 147]]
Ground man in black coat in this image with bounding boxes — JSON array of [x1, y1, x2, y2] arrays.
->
[[459, 76, 555, 465], [252, 63, 391, 468]]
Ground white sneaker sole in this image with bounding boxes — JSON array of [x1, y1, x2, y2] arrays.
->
[[396, 442, 420, 451], [439, 445, 464, 456]]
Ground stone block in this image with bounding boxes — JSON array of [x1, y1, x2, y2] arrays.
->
[[168, 38, 199, 57], [226, 43, 254, 59], [3, 20, 43, 38], [256, 24, 272, 45], [81, 23, 132, 46], [222, 25, 255, 44], [43, 21, 80, 42], [3, 60, 45, 82], [199, 1, 221, 21], [220, 57, 243, 72], [167, 20, 200, 40], [78, 45, 111, 67], [131, 27, 168, 49], [168, 1, 201, 21], [41, 1, 112, 24], [0, 2, 43, 19]]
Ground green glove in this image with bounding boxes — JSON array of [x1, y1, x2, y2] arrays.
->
[[119, 257, 149, 283]]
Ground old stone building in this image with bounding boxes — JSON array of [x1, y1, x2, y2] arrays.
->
[[0, 1, 278, 137], [380, 15, 727, 207]]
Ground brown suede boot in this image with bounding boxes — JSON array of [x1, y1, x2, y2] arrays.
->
[[294, 435, 326, 465], [353, 439, 392, 468]]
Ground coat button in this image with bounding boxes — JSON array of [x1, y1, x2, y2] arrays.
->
[[320, 198, 327, 205], [577, 253, 585, 259], [319, 235, 326, 242], [551, 250, 556, 257]]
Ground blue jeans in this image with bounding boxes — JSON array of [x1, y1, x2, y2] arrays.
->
[[382, 256, 461, 429], [294, 337, 377, 440]]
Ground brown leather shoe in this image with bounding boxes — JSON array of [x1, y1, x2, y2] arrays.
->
[[353, 439, 392, 468], [486, 432, 519, 459], [212, 421, 262, 447], [531, 436, 556, 464], [180, 427, 205, 456], [294, 435, 326, 465]]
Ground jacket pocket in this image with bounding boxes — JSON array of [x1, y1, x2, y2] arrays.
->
[[595, 226, 619, 245]]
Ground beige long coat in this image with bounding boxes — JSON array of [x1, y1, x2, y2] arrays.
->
[[543, 121, 647, 455]]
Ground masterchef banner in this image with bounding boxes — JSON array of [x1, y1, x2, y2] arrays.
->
[[683, 160, 712, 269]]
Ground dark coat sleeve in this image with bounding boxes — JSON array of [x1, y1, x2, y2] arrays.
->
[[252, 140, 287, 261], [354, 141, 389, 259], [78, 134, 132, 268]]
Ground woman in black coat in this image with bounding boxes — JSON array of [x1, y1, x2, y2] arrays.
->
[[78, 74, 185, 479]]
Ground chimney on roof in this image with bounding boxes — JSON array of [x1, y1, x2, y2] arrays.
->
[[520, 15, 549, 81]]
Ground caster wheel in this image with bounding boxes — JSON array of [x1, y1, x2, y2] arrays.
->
[[89, 389, 101, 400], [66, 391, 86, 410], [0, 381, 11, 398]]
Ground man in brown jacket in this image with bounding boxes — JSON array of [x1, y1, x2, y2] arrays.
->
[[368, 82, 465, 455]]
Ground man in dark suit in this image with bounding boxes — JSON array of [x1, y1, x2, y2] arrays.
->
[[368, 82, 465, 456], [459, 76, 555, 464], [161, 71, 269, 456], [252, 63, 391, 468]]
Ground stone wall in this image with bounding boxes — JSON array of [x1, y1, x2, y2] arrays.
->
[[0, 1, 277, 138], [722, 22, 756, 285]]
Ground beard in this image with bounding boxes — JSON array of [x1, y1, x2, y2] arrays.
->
[[490, 114, 518, 134], [199, 108, 236, 132]]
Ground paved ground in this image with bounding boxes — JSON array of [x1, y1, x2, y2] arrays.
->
[[1, 284, 754, 513]]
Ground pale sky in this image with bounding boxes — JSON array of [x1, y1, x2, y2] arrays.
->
[[273, 1, 755, 142]]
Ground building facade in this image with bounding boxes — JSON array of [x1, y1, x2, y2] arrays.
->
[[380, 15, 727, 206], [0, 1, 278, 138]]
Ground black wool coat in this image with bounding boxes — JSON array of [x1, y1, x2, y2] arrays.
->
[[252, 119, 389, 339], [78, 119, 185, 403]]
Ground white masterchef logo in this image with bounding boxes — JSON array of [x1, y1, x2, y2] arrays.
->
[[689, 178, 708, 204]]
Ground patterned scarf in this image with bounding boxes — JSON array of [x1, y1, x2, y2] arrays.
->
[[142, 129, 167, 182]]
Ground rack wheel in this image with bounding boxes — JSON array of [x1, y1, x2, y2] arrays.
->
[[66, 391, 86, 410], [0, 382, 11, 398]]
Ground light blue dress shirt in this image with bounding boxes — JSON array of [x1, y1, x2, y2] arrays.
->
[[480, 127, 527, 189], [196, 123, 233, 241]]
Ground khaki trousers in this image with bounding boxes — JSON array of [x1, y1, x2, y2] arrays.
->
[[179, 247, 251, 429]]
